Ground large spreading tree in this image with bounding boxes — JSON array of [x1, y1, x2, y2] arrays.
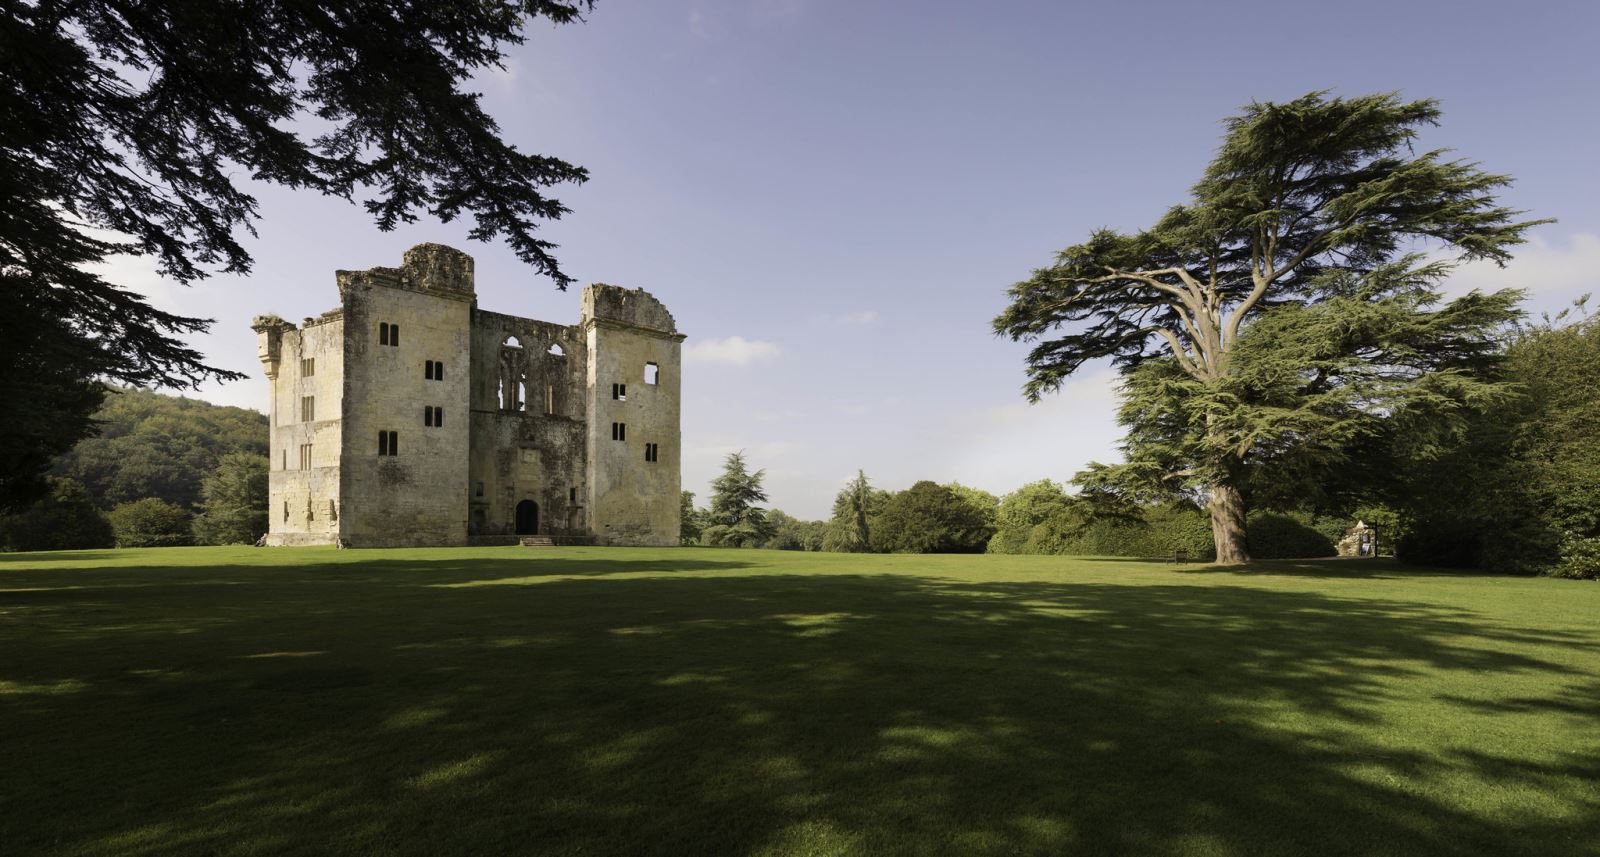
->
[[0, 1, 594, 510], [995, 92, 1543, 564]]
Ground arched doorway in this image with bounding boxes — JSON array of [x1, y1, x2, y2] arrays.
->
[[515, 500, 538, 535]]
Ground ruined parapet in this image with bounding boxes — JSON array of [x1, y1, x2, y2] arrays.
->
[[581, 284, 679, 336], [250, 314, 295, 379], [402, 242, 475, 295], [335, 243, 476, 302]]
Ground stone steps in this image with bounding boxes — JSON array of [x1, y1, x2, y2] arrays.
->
[[519, 536, 557, 547]]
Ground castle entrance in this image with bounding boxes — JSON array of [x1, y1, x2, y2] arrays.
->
[[515, 500, 539, 535]]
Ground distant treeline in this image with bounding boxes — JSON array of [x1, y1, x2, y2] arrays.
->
[[686, 311, 1600, 577], [0, 387, 269, 551], [683, 470, 1345, 561]]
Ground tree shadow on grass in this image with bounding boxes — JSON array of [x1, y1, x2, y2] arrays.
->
[[2, 557, 1598, 856], [1180, 557, 1518, 580]]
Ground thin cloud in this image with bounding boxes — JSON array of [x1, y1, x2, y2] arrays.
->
[[1443, 232, 1600, 312], [684, 335, 780, 366]]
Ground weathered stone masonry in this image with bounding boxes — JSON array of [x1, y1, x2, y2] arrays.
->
[[252, 243, 683, 547]]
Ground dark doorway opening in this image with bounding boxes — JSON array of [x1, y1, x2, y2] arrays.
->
[[515, 500, 538, 535]]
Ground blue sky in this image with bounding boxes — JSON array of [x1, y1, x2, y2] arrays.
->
[[113, 0, 1600, 518]]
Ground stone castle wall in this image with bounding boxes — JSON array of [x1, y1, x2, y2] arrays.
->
[[253, 244, 682, 548], [584, 286, 683, 547]]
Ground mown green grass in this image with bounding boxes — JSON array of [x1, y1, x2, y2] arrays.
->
[[2, 547, 1597, 856]]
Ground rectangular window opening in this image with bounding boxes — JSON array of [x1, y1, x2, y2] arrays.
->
[[302, 357, 315, 376], [299, 443, 312, 470], [378, 430, 398, 456], [644, 442, 659, 463], [475, 481, 485, 498], [569, 487, 577, 503], [611, 422, 626, 441], [644, 362, 659, 385], [612, 383, 626, 401], [301, 396, 315, 422], [379, 322, 389, 346]]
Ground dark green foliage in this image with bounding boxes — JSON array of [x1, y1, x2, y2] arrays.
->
[[107, 498, 194, 548], [1396, 517, 1483, 569], [997, 499, 1332, 561], [0, 346, 105, 513], [704, 452, 777, 548], [989, 480, 1075, 554], [873, 481, 995, 554], [679, 491, 704, 546], [53, 387, 268, 511], [0, 478, 114, 552], [1, 1, 593, 508], [996, 92, 1542, 563], [191, 453, 270, 546], [822, 471, 887, 553], [1551, 535, 1600, 581], [1035, 503, 1216, 560], [1246, 513, 1335, 559], [1394, 309, 1600, 575], [761, 511, 827, 551]]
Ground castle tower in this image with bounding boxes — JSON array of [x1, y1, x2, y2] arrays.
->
[[582, 285, 685, 546], [333, 244, 475, 547]]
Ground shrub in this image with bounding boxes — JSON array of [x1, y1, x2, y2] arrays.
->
[[0, 478, 114, 552], [191, 453, 269, 545], [1396, 516, 1483, 568], [1550, 534, 1600, 580], [874, 481, 994, 553], [1145, 504, 1216, 560], [1246, 512, 1336, 559], [107, 498, 193, 548]]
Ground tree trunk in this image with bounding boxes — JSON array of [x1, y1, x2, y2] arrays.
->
[[1208, 480, 1250, 564]]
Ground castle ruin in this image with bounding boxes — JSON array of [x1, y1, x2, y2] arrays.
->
[[251, 243, 683, 548]]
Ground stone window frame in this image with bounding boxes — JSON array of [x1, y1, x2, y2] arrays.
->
[[645, 362, 660, 385], [378, 430, 398, 456], [611, 422, 626, 442], [644, 442, 659, 463], [379, 322, 400, 347]]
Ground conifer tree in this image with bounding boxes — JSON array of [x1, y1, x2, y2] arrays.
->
[[995, 92, 1543, 563], [1, 1, 594, 509], [704, 452, 776, 548], [823, 470, 877, 553]]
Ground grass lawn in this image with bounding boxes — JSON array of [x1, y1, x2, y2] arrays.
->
[[2, 547, 1597, 856]]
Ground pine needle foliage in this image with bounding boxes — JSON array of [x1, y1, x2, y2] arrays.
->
[[1, 1, 594, 508], [995, 92, 1545, 563], [705, 451, 777, 548]]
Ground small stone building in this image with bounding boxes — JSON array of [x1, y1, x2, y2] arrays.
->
[[1337, 521, 1377, 558], [251, 243, 683, 547]]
